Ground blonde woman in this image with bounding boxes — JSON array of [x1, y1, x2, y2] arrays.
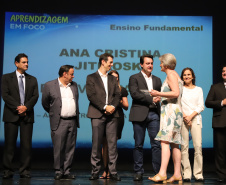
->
[[149, 53, 183, 183]]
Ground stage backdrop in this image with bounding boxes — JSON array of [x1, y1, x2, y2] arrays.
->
[[0, 12, 212, 148]]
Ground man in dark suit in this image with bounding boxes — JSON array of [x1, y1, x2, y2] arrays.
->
[[205, 65, 226, 182], [42, 65, 79, 180], [1, 53, 39, 179], [129, 54, 162, 181], [86, 53, 121, 181]]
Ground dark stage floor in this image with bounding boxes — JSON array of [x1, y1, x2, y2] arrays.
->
[[0, 170, 225, 185], [0, 148, 224, 185]]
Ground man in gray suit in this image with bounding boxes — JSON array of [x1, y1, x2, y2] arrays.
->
[[129, 54, 162, 181], [86, 53, 121, 181], [42, 65, 79, 180]]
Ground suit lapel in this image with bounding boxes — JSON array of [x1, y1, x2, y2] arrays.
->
[[12, 71, 19, 93], [95, 71, 106, 92], [220, 82, 226, 95], [24, 73, 30, 99], [152, 75, 157, 90], [54, 79, 62, 102], [70, 82, 77, 99], [107, 75, 112, 94], [138, 72, 148, 89]]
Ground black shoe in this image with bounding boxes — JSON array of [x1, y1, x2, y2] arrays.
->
[[195, 178, 204, 182], [3, 173, 13, 179], [63, 174, 76, 179], [110, 174, 121, 181], [217, 178, 225, 182], [89, 174, 99, 180], [54, 173, 63, 180], [183, 178, 191, 182], [20, 174, 31, 178], [134, 173, 143, 181]]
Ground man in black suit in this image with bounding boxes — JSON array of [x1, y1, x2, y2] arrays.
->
[[86, 53, 121, 181], [205, 65, 226, 182], [1, 53, 39, 179], [42, 65, 79, 180], [129, 54, 162, 181]]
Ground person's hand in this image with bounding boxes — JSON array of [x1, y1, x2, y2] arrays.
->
[[150, 90, 159, 97], [187, 121, 192, 127], [222, 98, 226, 106], [17, 105, 27, 114], [153, 96, 161, 103], [104, 105, 115, 115], [17, 105, 27, 116], [183, 115, 193, 125]]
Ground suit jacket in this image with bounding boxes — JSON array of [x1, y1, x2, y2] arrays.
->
[[1, 71, 39, 123], [42, 79, 80, 131], [205, 82, 226, 128], [86, 71, 121, 118], [129, 72, 162, 122]]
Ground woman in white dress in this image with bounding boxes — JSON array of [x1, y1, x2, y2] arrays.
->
[[180, 67, 204, 182]]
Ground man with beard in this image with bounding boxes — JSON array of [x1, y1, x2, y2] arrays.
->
[[129, 54, 162, 181], [205, 65, 226, 182]]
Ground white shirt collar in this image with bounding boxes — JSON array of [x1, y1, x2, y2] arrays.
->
[[16, 70, 25, 78], [58, 78, 71, 87], [98, 70, 108, 77], [141, 71, 152, 79]]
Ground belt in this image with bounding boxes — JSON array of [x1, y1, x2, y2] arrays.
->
[[60, 116, 76, 120]]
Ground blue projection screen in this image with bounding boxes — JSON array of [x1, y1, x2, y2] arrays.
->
[[0, 12, 212, 148]]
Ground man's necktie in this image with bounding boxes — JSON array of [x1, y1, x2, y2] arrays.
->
[[19, 75, 25, 105]]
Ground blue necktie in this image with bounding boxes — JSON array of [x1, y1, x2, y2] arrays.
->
[[19, 75, 25, 105]]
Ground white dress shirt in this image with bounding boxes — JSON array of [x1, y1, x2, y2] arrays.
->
[[58, 78, 76, 118], [98, 70, 108, 107], [141, 71, 153, 91]]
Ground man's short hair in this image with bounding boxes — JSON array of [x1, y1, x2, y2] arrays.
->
[[140, 54, 153, 65], [58, 65, 74, 77], [15, 53, 28, 63], [99, 53, 114, 66]]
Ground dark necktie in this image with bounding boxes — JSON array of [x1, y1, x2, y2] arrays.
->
[[19, 75, 25, 105]]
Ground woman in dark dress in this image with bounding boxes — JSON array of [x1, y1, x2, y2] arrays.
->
[[100, 70, 129, 179]]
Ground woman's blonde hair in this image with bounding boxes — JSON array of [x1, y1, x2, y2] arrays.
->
[[159, 53, 176, 70]]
